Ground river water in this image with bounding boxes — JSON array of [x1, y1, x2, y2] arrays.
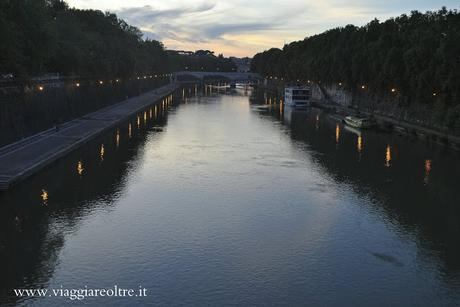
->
[[1, 87, 460, 306]]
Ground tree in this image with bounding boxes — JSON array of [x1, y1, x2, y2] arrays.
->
[[251, 8, 460, 131]]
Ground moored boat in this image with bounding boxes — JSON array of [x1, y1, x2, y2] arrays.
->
[[284, 86, 312, 107], [344, 116, 375, 128]]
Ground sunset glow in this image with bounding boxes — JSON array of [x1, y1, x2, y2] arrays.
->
[[66, 0, 456, 57]]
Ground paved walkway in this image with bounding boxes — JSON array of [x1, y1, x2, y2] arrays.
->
[[0, 83, 178, 190]]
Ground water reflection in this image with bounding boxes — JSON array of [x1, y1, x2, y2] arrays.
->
[[0, 88, 177, 306], [385, 145, 391, 167], [1, 87, 460, 306], [335, 124, 340, 144], [40, 189, 48, 206], [424, 159, 432, 185], [357, 135, 363, 153], [77, 161, 84, 176], [100, 144, 105, 162], [250, 87, 460, 297]]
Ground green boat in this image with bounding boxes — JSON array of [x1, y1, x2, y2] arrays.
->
[[344, 116, 376, 128]]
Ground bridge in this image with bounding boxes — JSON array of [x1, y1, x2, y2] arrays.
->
[[172, 71, 262, 84]]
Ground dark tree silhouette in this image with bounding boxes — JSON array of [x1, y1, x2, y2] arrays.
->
[[0, 0, 236, 79], [251, 8, 460, 132]]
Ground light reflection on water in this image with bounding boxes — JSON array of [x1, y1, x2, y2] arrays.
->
[[357, 135, 363, 153], [0, 87, 460, 306], [77, 161, 84, 176], [100, 144, 105, 162], [335, 124, 340, 144], [424, 159, 432, 185], [40, 189, 48, 206], [385, 145, 391, 168]]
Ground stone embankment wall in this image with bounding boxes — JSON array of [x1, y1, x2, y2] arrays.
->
[[315, 84, 353, 107], [264, 79, 434, 129], [314, 83, 436, 128], [0, 78, 169, 147]]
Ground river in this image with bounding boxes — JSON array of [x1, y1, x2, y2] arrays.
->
[[1, 86, 460, 306]]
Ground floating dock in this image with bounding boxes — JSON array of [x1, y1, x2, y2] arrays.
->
[[0, 83, 178, 190]]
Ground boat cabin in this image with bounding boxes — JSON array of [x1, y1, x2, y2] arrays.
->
[[284, 86, 312, 106]]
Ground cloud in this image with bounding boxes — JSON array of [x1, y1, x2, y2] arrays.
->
[[115, 1, 301, 56], [116, 2, 215, 24], [118, 2, 216, 23], [67, 0, 460, 57], [201, 23, 274, 39]]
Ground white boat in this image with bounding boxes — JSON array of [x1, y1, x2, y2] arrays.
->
[[209, 84, 230, 89], [344, 125, 362, 136], [344, 116, 375, 129], [235, 83, 250, 89], [284, 86, 312, 107]]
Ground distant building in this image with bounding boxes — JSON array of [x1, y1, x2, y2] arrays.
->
[[173, 50, 217, 57], [230, 57, 251, 73], [175, 50, 195, 56]]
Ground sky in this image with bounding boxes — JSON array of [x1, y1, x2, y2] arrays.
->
[[66, 0, 458, 57]]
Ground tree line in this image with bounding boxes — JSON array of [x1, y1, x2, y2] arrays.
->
[[0, 0, 235, 80], [251, 8, 460, 131]]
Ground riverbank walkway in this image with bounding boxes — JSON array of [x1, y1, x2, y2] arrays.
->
[[0, 83, 178, 190]]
